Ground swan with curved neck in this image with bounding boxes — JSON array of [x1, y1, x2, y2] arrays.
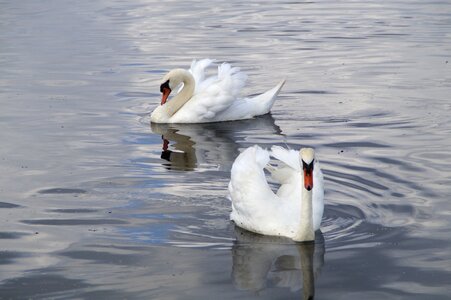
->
[[151, 59, 285, 124], [229, 145, 324, 242], [158, 69, 195, 118]]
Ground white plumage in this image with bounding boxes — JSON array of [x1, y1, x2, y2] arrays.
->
[[151, 59, 285, 123], [228, 145, 324, 241]]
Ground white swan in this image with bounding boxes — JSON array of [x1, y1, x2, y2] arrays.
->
[[151, 59, 285, 123], [228, 145, 324, 242]]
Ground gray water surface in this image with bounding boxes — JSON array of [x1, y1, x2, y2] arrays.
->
[[1, 0, 451, 299]]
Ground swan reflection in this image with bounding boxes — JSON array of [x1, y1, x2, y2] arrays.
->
[[150, 115, 283, 171], [232, 226, 325, 299]]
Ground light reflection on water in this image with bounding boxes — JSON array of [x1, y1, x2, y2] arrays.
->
[[1, 0, 451, 299]]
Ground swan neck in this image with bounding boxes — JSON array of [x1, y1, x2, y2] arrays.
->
[[165, 72, 195, 117], [294, 187, 314, 242]]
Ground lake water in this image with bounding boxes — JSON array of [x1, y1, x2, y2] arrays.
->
[[1, 0, 451, 299]]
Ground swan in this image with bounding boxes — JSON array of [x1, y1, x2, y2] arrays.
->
[[228, 145, 324, 242], [151, 59, 285, 123]]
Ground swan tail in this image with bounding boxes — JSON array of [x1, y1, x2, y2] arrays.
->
[[246, 79, 285, 116]]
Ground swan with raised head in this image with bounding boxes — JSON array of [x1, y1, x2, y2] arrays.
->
[[228, 145, 324, 242], [151, 59, 285, 123]]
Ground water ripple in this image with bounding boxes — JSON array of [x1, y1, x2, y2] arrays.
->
[[0, 201, 21, 208], [21, 219, 127, 226], [1, 0, 451, 297], [37, 188, 87, 195]]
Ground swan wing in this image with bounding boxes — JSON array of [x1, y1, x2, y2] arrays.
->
[[271, 145, 301, 171], [171, 62, 248, 122], [189, 59, 215, 93], [229, 146, 297, 237], [266, 164, 295, 185]]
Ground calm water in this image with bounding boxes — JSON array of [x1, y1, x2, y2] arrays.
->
[[1, 0, 451, 299]]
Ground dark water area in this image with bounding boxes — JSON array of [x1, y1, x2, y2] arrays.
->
[[1, 0, 451, 299]]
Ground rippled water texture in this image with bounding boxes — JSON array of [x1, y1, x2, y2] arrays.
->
[[1, 0, 451, 299]]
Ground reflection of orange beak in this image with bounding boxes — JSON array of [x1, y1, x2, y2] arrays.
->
[[161, 87, 171, 105], [162, 138, 169, 151], [304, 169, 313, 191]]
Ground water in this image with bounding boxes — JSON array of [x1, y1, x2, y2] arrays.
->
[[1, 0, 451, 298]]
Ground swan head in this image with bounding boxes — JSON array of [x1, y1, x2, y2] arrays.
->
[[159, 69, 190, 105], [300, 148, 315, 191]]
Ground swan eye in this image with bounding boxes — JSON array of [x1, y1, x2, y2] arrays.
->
[[160, 80, 170, 93], [302, 159, 314, 172]]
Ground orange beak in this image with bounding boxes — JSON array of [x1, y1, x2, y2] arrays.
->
[[161, 87, 171, 105], [304, 169, 313, 191]]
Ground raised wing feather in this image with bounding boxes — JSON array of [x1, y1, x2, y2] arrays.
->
[[189, 59, 215, 93], [172, 62, 248, 122], [271, 146, 301, 171]]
